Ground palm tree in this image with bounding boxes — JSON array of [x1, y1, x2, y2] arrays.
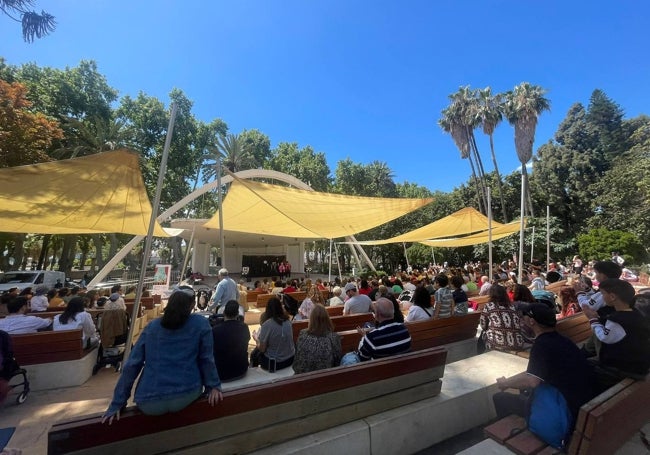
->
[[0, 1, 55, 42], [504, 82, 551, 280], [477, 87, 508, 221], [53, 116, 126, 159], [204, 133, 256, 180], [439, 87, 488, 213]]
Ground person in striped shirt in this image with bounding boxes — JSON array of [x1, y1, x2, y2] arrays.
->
[[358, 298, 411, 360]]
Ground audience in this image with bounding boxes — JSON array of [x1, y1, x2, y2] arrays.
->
[[102, 290, 222, 422], [251, 297, 295, 371], [212, 300, 251, 382], [0, 297, 52, 334], [293, 305, 341, 373], [405, 286, 433, 322], [342, 283, 372, 315], [53, 296, 100, 348], [479, 285, 525, 352], [340, 298, 411, 365]]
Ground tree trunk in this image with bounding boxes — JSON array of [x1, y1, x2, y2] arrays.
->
[[524, 170, 535, 218], [489, 134, 509, 222], [12, 234, 25, 270], [58, 235, 76, 275], [37, 235, 51, 270], [469, 131, 489, 213], [92, 234, 105, 272], [467, 154, 485, 214]]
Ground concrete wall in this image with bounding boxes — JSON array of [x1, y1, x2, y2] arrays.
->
[[21, 348, 98, 391]]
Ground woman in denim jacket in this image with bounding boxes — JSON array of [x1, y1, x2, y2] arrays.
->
[[102, 290, 222, 423]]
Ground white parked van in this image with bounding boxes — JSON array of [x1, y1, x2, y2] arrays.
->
[[0, 270, 66, 292]]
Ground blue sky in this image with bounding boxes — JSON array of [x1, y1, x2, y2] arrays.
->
[[2, 1, 649, 193]]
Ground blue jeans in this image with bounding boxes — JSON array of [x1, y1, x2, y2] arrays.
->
[[137, 387, 202, 416], [340, 351, 361, 366]]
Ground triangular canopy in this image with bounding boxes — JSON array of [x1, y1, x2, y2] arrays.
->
[[0, 150, 169, 236], [352, 207, 503, 245], [419, 221, 523, 247], [202, 176, 434, 239]]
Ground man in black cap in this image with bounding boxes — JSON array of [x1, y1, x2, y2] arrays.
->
[[492, 303, 597, 431]]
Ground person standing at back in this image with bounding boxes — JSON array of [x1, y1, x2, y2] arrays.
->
[[209, 268, 239, 313]]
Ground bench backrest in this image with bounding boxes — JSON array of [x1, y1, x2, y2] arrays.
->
[[255, 293, 275, 308], [469, 295, 491, 312], [48, 346, 448, 454], [405, 312, 481, 351], [246, 290, 263, 303], [326, 305, 344, 317], [11, 329, 84, 365], [286, 291, 307, 302], [556, 312, 591, 344], [337, 313, 480, 354], [292, 312, 374, 342], [124, 297, 155, 309]]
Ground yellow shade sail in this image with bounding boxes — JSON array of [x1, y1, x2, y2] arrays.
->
[[202, 175, 434, 239], [0, 150, 169, 236], [353, 207, 503, 245], [419, 221, 523, 247]]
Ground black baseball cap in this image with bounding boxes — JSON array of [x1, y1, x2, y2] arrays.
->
[[518, 302, 557, 327]]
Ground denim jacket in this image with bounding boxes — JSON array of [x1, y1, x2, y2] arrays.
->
[[106, 314, 221, 415]]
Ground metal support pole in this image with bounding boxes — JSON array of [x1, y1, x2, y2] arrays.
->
[[216, 158, 225, 269], [124, 102, 178, 361]]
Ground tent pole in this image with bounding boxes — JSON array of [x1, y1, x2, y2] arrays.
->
[[488, 187, 493, 282], [217, 158, 226, 269], [178, 224, 196, 285], [517, 164, 525, 284], [328, 239, 333, 284], [125, 102, 178, 362], [530, 226, 535, 263], [333, 242, 343, 282], [431, 247, 435, 267]]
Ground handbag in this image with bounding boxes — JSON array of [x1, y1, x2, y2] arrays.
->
[[528, 383, 573, 449], [476, 330, 487, 354]]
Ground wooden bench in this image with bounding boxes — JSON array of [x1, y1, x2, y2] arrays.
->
[[326, 305, 344, 316], [337, 313, 480, 356], [286, 291, 307, 302], [11, 329, 85, 365], [48, 346, 448, 454], [405, 312, 481, 351], [124, 296, 155, 310], [469, 295, 491, 312], [292, 312, 374, 342], [255, 293, 275, 309], [246, 290, 263, 303], [483, 377, 650, 455]]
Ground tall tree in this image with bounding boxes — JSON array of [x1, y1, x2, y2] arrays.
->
[[504, 82, 550, 277], [208, 133, 256, 175], [439, 86, 489, 213], [240, 129, 271, 166], [0, 0, 55, 42], [477, 87, 508, 221], [267, 142, 331, 191], [0, 79, 63, 167]]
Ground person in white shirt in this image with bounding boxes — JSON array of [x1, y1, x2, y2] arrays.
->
[[342, 283, 372, 315], [29, 285, 50, 312], [53, 296, 99, 348], [405, 287, 434, 322], [0, 296, 52, 334]]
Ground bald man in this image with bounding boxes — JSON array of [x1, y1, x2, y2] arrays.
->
[[341, 298, 411, 366]]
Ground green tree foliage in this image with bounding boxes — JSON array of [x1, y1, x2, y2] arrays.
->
[[530, 90, 644, 253], [240, 129, 271, 166], [268, 142, 331, 191], [0, 0, 55, 42], [577, 228, 644, 263]]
